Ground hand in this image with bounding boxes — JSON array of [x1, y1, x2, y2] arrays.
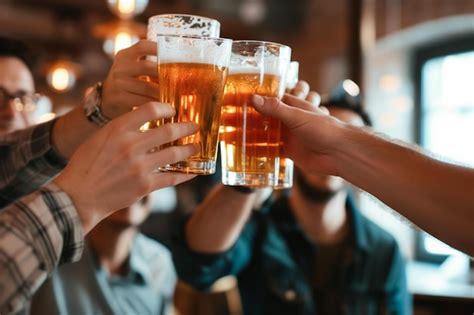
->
[[102, 40, 159, 118], [54, 102, 199, 233], [288, 80, 321, 105], [252, 93, 345, 176]]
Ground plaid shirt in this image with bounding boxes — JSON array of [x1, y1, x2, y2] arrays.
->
[[0, 119, 68, 208], [0, 120, 84, 314]]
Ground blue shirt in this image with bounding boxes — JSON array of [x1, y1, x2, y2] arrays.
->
[[29, 234, 176, 315], [172, 195, 412, 315]]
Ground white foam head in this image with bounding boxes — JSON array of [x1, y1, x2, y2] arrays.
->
[[228, 42, 291, 76], [157, 35, 232, 67], [147, 14, 220, 41]]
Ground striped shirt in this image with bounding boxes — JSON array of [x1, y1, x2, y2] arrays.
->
[[0, 120, 84, 314]]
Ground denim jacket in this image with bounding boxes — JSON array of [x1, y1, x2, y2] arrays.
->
[[172, 194, 411, 315]]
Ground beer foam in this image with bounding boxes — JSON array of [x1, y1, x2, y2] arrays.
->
[[147, 15, 220, 40], [157, 36, 231, 67], [228, 56, 289, 76]]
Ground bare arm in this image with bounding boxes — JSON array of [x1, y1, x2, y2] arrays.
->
[[336, 125, 474, 255], [253, 94, 474, 256], [186, 185, 259, 253]]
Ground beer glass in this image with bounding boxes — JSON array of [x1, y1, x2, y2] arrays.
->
[[156, 35, 232, 174], [273, 61, 300, 189], [146, 14, 220, 78], [147, 14, 220, 40], [285, 61, 299, 91], [220, 41, 291, 187]]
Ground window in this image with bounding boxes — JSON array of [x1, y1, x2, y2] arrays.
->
[[414, 36, 474, 263]]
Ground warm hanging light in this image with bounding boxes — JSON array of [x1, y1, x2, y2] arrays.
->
[[103, 30, 140, 56], [93, 20, 145, 58], [107, 0, 149, 19], [46, 61, 78, 93]]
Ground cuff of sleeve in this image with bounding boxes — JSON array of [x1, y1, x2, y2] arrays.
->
[[31, 118, 68, 169], [40, 183, 84, 265]]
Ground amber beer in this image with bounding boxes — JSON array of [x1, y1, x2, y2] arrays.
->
[[220, 41, 291, 187], [156, 35, 231, 174], [158, 62, 227, 169], [221, 72, 283, 173]]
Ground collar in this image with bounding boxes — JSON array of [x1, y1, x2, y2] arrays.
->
[[86, 235, 150, 285], [269, 191, 371, 255]]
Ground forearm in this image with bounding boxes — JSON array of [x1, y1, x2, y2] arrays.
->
[[335, 125, 474, 255], [52, 106, 98, 159], [0, 184, 84, 313], [186, 185, 257, 253], [0, 120, 68, 207]]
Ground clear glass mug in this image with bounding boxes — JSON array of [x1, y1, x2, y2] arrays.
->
[[156, 35, 232, 175], [274, 61, 300, 189], [220, 41, 292, 187]]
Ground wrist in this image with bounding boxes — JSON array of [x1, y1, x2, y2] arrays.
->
[[331, 122, 372, 178], [53, 174, 99, 234], [52, 106, 98, 159]]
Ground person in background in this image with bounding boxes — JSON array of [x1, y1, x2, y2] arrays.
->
[[0, 39, 36, 133], [0, 37, 161, 207], [0, 36, 198, 314], [31, 194, 176, 315], [172, 81, 411, 315], [250, 87, 474, 257]]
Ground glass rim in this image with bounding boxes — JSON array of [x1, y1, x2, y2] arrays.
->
[[156, 34, 232, 43], [232, 40, 291, 51], [148, 14, 221, 25]]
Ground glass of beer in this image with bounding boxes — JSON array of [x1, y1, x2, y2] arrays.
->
[[220, 41, 291, 187], [147, 14, 220, 40], [145, 14, 220, 80], [273, 61, 300, 189], [156, 35, 232, 174]]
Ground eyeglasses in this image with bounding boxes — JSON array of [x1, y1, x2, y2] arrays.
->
[[0, 86, 42, 112]]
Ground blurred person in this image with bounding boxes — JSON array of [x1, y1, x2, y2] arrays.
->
[[0, 36, 198, 314], [31, 195, 176, 315], [0, 37, 160, 207], [0, 39, 35, 133], [250, 88, 474, 257], [172, 81, 411, 315]]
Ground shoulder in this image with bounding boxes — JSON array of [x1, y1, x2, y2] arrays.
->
[[135, 234, 174, 265], [357, 214, 404, 267], [134, 234, 177, 294]]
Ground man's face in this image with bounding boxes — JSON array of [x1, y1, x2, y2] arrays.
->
[[295, 107, 365, 200], [0, 57, 35, 134], [105, 196, 152, 228]]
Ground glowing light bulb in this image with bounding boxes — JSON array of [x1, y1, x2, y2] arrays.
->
[[114, 32, 133, 55], [51, 68, 70, 91], [342, 79, 360, 97], [107, 0, 148, 19], [118, 0, 135, 15]]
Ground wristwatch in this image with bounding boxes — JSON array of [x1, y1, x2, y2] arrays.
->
[[83, 82, 111, 127]]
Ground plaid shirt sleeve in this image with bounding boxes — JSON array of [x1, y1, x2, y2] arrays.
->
[[0, 183, 84, 314], [0, 119, 68, 209]]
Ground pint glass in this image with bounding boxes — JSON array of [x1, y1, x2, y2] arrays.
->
[[274, 61, 300, 189], [220, 41, 291, 187], [156, 35, 232, 174], [147, 14, 220, 40]]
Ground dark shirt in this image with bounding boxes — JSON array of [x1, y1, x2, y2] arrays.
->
[[172, 194, 412, 315]]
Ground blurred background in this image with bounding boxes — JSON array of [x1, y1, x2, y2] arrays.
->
[[1, 0, 473, 314]]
